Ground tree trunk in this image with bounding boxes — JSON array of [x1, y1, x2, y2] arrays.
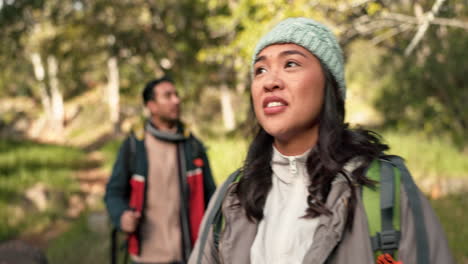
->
[[47, 55, 64, 138], [31, 53, 52, 118], [107, 56, 120, 132], [30, 53, 53, 139], [220, 84, 235, 131]]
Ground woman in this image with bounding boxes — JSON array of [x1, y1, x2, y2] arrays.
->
[[189, 17, 454, 264]]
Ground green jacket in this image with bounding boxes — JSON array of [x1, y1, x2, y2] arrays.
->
[[104, 123, 216, 256]]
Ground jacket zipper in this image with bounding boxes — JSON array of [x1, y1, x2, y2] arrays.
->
[[289, 156, 297, 175]]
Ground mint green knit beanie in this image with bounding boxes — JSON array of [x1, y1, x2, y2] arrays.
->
[[252, 17, 346, 99]]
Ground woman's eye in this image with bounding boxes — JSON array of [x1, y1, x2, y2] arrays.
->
[[255, 67, 267, 75], [285, 61, 299, 68]]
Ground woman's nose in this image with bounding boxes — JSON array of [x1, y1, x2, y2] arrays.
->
[[263, 73, 284, 92]]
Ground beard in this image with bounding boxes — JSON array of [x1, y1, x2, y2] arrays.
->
[[159, 114, 179, 126]]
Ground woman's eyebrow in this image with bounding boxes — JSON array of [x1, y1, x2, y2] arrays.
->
[[279, 50, 307, 58], [254, 55, 266, 64], [254, 50, 307, 64]]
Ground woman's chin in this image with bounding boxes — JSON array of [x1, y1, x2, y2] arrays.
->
[[263, 127, 291, 141]]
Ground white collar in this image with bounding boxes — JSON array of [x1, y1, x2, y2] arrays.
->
[[271, 146, 311, 184]]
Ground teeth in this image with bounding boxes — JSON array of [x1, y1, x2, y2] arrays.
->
[[267, 101, 285, 107]]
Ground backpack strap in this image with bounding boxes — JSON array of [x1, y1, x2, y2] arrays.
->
[[212, 172, 243, 248], [364, 156, 429, 264], [128, 133, 137, 174], [386, 156, 429, 264], [195, 169, 241, 264], [363, 158, 401, 257]]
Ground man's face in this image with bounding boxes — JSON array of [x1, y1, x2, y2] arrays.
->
[[146, 81, 181, 123]]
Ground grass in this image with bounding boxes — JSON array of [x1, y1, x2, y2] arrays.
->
[[431, 193, 468, 263], [381, 130, 468, 181], [0, 139, 88, 241], [205, 137, 249, 185], [46, 212, 110, 264]]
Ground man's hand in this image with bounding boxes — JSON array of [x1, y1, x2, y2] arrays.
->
[[120, 210, 141, 233]]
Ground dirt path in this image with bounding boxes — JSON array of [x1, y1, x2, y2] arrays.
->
[[17, 150, 109, 250]]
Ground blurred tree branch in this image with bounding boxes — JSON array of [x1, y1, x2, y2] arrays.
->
[[380, 12, 468, 30], [404, 0, 447, 56]]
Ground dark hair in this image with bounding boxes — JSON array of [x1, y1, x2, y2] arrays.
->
[[236, 62, 388, 228], [142, 76, 174, 105]]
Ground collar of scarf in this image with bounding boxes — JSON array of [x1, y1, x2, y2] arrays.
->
[[145, 121, 187, 142]]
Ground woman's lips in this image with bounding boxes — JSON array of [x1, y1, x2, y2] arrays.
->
[[263, 96, 288, 115]]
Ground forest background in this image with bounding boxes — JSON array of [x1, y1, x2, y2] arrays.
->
[[0, 0, 467, 263]]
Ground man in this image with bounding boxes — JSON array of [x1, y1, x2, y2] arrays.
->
[[105, 76, 216, 264]]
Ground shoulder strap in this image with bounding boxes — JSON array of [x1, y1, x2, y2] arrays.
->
[[128, 134, 137, 174], [386, 156, 429, 264], [363, 156, 429, 264], [195, 169, 241, 264], [363, 158, 401, 257]]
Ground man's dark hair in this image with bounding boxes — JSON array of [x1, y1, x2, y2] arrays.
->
[[142, 76, 174, 105]]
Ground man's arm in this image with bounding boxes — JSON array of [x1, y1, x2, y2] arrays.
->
[[104, 137, 132, 230]]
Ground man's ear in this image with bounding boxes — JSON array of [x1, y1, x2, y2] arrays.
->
[[146, 100, 156, 112]]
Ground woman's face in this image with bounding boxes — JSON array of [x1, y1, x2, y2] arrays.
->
[[251, 43, 325, 145]]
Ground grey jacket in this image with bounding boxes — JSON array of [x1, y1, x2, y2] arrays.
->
[[189, 173, 454, 264]]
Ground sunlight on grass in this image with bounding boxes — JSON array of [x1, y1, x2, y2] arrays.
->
[[381, 130, 468, 181], [205, 137, 248, 185], [431, 194, 468, 263]]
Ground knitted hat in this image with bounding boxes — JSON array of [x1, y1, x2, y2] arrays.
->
[[252, 17, 346, 99]]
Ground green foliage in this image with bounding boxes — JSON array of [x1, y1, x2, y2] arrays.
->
[[372, 2, 468, 147], [0, 139, 87, 240], [376, 27, 468, 146], [198, 0, 332, 86]]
